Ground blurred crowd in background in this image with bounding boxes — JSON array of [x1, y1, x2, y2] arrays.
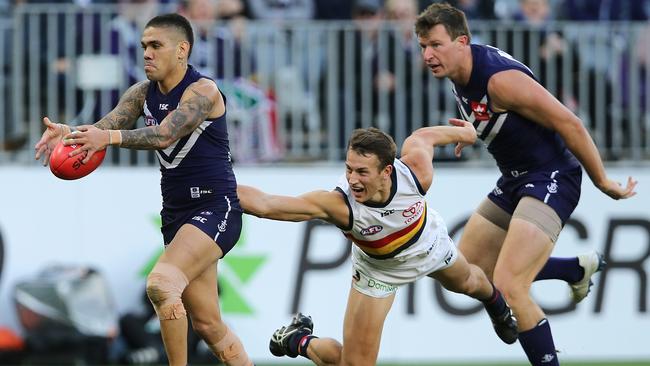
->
[[2, 0, 649, 22], [1, 0, 649, 163]]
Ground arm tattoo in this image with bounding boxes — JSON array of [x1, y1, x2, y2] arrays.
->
[[120, 88, 214, 150], [94, 81, 149, 130]]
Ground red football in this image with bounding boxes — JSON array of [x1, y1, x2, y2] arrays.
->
[[49, 140, 106, 180]]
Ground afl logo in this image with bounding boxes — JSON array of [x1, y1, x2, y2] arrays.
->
[[360, 225, 383, 236], [145, 115, 157, 126], [403, 201, 423, 217]]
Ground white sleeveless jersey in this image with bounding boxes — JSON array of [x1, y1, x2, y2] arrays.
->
[[336, 159, 447, 260]]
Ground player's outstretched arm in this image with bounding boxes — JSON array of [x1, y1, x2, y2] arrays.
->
[[34, 117, 71, 166], [399, 120, 477, 191], [488, 69, 637, 200], [238, 185, 347, 224], [36, 81, 150, 165]]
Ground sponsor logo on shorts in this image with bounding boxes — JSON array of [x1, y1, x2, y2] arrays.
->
[[192, 216, 207, 223], [510, 170, 528, 177], [360, 225, 383, 236], [547, 182, 558, 194], [190, 187, 213, 199], [444, 250, 454, 265], [367, 278, 397, 293], [218, 219, 228, 232], [200, 211, 213, 215]]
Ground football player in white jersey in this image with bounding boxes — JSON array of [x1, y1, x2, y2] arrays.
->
[[238, 121, 517, 365]]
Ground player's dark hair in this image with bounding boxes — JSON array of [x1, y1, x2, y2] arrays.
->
[[348, 128, 396, 170], [145, 13, 195, 58], [414, 3, 471, 43]]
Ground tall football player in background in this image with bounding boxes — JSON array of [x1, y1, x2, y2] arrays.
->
[[415, 3, 637, 365]]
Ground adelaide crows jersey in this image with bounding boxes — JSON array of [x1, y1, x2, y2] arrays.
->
[[336, 159, 447, 260], [142, 65, 239, 211], [452, 44, 579, 175]]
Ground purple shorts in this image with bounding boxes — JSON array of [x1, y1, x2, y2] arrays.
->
[[487, 166, 582, 225], [161, 197, 242, 257]]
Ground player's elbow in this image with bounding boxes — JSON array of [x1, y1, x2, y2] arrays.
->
[[150, 126, 176, 149], [157, 139, 174, 149], [559, 117, 590, 143], [409, 128, 436, 146]]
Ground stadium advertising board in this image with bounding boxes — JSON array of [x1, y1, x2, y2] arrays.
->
[[0, 166, 647, 363]]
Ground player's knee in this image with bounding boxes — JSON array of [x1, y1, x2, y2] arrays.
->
[[208, 326, 252, 366], [146, 263, 189, 320]]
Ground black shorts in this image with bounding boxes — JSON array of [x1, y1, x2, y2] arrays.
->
[[161, 196, 242, 257], [487, 166, 582, 225]]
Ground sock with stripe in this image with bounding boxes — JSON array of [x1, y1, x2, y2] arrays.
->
[[480, 283, 508, 318], [519, 318, 559, 366], [287, 330, 316, 359], [297, 334, 317, 359]]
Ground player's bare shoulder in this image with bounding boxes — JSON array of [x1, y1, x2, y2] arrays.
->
[[183, 78, 224, 119]]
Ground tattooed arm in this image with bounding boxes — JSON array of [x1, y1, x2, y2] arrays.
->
[[63, 78, 224, 160], [95, 80, 149, 130], [35, 80, 150, 164], [120, 78, 224, 149]]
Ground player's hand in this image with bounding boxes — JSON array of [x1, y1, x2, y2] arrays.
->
[[34, 117, 69, 166], [598, 176, 637, 200], [449, 118, 476, 157], [63, 124, 108, 164]]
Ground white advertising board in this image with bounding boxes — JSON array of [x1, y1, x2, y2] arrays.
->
[[0, 166, 648, 363]]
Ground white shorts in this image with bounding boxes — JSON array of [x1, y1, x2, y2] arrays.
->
[[351, 232, 458, 298]]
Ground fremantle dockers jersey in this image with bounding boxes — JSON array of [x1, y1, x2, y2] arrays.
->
[[452, 44, 579, 175], [142, 65, 238, 210], [336, 159, 445, 260]]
